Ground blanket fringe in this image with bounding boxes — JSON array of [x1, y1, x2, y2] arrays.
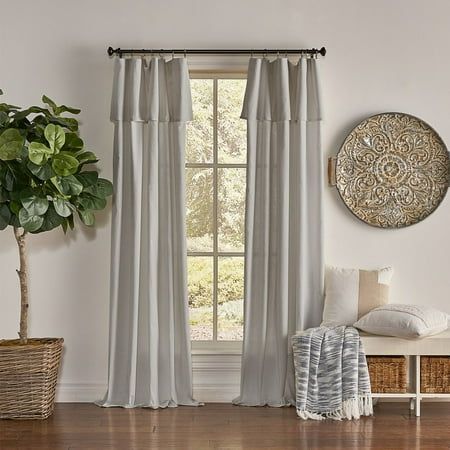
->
[[297, 394, 373, 421]]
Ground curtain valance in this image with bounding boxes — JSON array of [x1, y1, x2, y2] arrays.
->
[[110, 57, 193, 122], [241, 57, 322, 122]]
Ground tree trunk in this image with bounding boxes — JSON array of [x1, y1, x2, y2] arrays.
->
[[14, 227, 29, 344]]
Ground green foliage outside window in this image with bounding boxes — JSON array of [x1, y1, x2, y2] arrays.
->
[[186, 78, 247, 341]]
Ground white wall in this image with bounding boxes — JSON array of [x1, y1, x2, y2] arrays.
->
[[1, 0, 450, 401]]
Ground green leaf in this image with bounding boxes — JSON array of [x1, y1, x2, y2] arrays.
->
[[18, 207, 44, 232], [55, 104, 81, 116], [0, 103, 20, 112], [0, 187, 9, 202], [0, 164, 6, 186], [77, 194, 107, 211], [28, 141, 53, 165], [10, 200, 21, 215], [4, 162, 29, 192], [39, 203, 64, 232], [67, 213, 74, 230], [32, 115, 49, 128], [53, 198, 72, 217], [0, 111, 9, 126], [9, 190, 23, 201], [42, 95, 57, 112], [21, 193, 49, 216], [4, 169, 14, 191], [0, 128, 24, 160], [62, 132, 83, 151], [75, 171, 98, 188], [78, 209, 95, 226], [27, 161, 55, 180], [76, 151, 98, 166], [44, 124, 65, 152], [9, 213, 20, 227], [49, 116, 78, 131], [52, 152, 79, 176], [13, 106, 50, 121], [9, 190, 22, 201], [85, 178, 113, 198], [42, 95, 81, 116], [51, 175, 83, 196], [0, 203, 11, 230]]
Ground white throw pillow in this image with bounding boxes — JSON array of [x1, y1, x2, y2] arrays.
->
[[354, 304, 449, 338], [321, 266, 393, 326]]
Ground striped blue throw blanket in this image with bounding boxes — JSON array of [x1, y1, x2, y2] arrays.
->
[[292, 326, 373, 420]]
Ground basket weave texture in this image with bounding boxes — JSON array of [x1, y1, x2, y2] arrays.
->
[[367, 356, 407, 393], [0, 338, 64, 419], [421, 356, 450, 393]]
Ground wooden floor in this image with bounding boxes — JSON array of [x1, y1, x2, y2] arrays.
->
[[1, 402, 450, 449]]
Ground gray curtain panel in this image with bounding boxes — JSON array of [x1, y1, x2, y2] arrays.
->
[[97, 57, 199, 408], [233, 57, 324, 407]]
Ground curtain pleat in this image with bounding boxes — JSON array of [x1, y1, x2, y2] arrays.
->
[[234, 57, 324, 407], [98, 57, 198, 409]]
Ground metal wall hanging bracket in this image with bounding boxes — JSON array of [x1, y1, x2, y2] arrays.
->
[[327, 157, 337, 186]]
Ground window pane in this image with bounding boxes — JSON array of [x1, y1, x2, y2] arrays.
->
[[186, 168, 213, 252], [218, 79, 247, 164], [218, 168, 245, 252], [186, 79, 213, 163], [218, 257, 244, 341], [188, 256, 213, 340]]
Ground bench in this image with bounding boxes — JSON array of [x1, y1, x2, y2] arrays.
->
[[360, 330, 450, 416]]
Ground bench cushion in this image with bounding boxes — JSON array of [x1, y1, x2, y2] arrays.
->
[[360, 329, 450, 355]]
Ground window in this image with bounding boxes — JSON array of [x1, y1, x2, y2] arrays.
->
[[186, 74, 247, 346]]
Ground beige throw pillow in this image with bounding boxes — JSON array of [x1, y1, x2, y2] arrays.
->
[[321, 266, 393, 327], [354, 304, 449, 338]]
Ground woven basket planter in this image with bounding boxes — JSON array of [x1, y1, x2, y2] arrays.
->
[[367, 356, 407, 393], [421, 356, 450, 393], [0, 338, 63, 419]]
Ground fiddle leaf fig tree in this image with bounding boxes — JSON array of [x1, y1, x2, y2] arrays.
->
[[0, 90, 113, 344]]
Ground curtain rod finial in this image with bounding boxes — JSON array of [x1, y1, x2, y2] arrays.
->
[[319, 47, 326, 56], [107, 47, 116, 57]]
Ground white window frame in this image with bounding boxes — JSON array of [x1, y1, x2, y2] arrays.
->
[[187, 71, 247, 355]]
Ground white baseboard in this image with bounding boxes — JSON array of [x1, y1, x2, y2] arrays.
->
[[56, 383, 106, 403], [56, 353, 242, 403], [193, 385, 240, 402], [56, 352, 450, 404]]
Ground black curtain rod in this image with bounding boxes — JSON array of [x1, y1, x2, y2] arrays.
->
[[107, 46, 326, 58]]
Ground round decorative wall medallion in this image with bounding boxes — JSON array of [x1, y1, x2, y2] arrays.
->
[[335, 113, 449, 228]]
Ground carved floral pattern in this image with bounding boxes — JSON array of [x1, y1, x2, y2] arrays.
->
[[336, 113, 449, 228]]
